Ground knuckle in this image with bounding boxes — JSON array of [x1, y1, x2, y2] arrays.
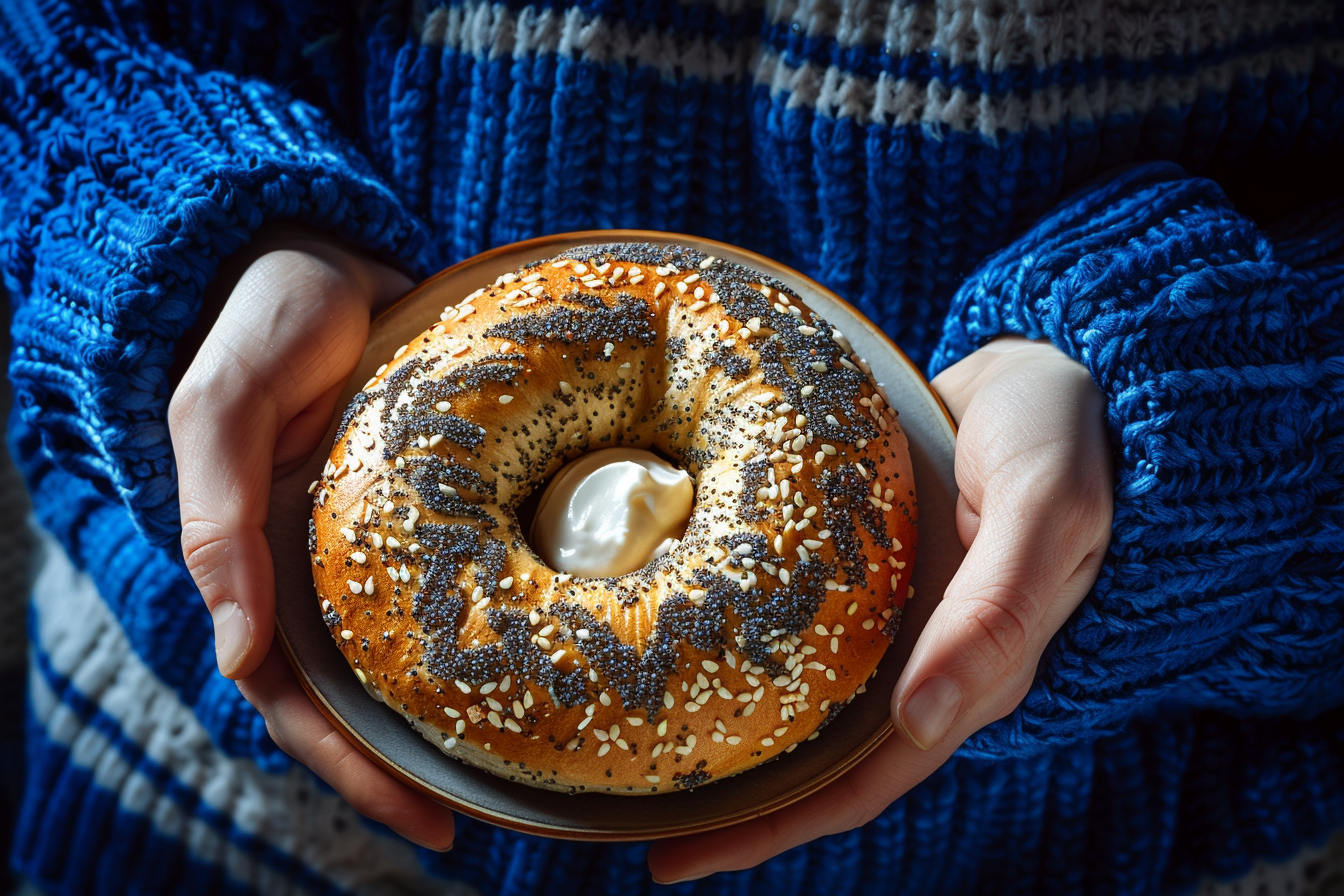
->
[[982, 672, 1035, 725], [343, 787, 404, 828], [759, 805, 783, 847], [252, 248, 338, 285], [954, 587, 1033, 679], [249, 249, 364, 310], [263, 717, 291, 755], [1003, 673, 1034, 713], [306, 730, 399, 822], [838, 773, 885, 831], [179, 519, 232, 580], [168, 375, 209, 430]]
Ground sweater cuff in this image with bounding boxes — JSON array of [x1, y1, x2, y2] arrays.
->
[[2, 64, 430, 548], [933, 162, 1344, 757]]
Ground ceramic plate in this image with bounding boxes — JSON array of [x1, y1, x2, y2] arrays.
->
[[266, 231, 961, 840]]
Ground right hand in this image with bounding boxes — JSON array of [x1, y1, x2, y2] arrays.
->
[[168, 228, 457, 851]]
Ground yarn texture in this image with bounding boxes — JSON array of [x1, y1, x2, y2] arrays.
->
[[1, 0, 1342, 894]]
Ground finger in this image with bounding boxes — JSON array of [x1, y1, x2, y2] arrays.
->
[[171, 248, 401, 678], [238, 641, 456, 851], [955, 490, 982, 549], [648, 726, 949, 883], [275, 378, 350, 474], [648, 470, 1102, 881], [171, 360, 281, 680], [893, 449, 1111, 752]]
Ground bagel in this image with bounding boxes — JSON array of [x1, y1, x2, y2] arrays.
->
[[309, 242, 916, 794]]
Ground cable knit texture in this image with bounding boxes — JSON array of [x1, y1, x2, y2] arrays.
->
[[935, 163, 1344, 756], [0, 2, 431, 545], [2, 0, 1343, 894]]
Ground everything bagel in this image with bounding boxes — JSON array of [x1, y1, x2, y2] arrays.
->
[[309, 243, 916, 793]]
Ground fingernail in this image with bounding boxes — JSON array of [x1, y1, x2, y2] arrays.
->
[[896, 676, 962, 750], [211, 600, 251, 677]]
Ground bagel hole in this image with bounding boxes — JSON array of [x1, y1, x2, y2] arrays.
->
[[514, 444, 686, 534], [517, 445, 694, 578]]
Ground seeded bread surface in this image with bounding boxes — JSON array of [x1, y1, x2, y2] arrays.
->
[[310, 243, 917, 793]]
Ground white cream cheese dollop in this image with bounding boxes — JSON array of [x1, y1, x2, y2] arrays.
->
[[530, 448, 693, 577]]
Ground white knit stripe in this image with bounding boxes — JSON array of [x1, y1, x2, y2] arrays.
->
[[28, 532, 477, 896], [765, 0, 1339, 66], [413, 0, 758, 82], [407, 0, 1342, 133], [413, 0, 755, 82], [753, 38, 1332, 131], [27, 669, 320, 896]]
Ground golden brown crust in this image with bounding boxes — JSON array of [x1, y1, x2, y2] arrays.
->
[[309, 243, 916, 793]]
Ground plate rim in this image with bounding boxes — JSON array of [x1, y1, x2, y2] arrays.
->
[[272, 229, 958, 840]]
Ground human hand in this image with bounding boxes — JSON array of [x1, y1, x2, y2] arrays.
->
[[168, 228, 456, 851], [648, 337, 1113, 883]]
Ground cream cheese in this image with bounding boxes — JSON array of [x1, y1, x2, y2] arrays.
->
[[530, 448, 693, 577]]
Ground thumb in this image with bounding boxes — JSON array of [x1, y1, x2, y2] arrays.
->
[[898, 341, 1113, 750], [894, 474, 1107, 749], [170, 242, 409, 679]]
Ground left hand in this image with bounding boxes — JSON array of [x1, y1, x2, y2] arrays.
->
[[169, 227, 457, 851], [647, 337, 1114, 883]]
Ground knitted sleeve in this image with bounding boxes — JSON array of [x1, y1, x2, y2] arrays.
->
[[0, 3, 431, 547], [933, 162, 1344, 758]]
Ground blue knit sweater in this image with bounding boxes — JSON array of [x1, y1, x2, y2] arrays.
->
[[3, 1, 1343, 894]]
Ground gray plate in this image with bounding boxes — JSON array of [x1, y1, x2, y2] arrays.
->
[[265, 231, 962, 840]]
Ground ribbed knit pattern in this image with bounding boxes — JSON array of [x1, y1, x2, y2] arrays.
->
[[2, 0, 1343, 893], [934, 163, 1344, 756], [0, 2, 431, 545]]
